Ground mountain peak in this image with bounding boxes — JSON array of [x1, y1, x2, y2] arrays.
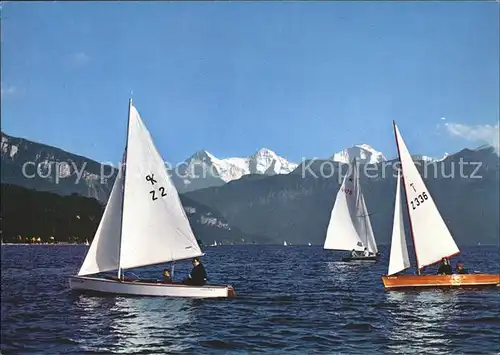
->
[[190, 150, 217, 162], [331, 144, 386, 164], [251, 147, 277, 157]]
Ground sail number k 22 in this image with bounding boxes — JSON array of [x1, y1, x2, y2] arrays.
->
[[410, 192, 428, 210], [145, 173, 167, 201]]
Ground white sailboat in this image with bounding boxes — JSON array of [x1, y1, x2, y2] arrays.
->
[[382, 121, 499, 288], [283, 241, 288, 246], [323, 159, 379, 262], [69, 99, 235, 298]]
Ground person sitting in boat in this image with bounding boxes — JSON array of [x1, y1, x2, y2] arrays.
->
[[183, 257, 207, 286], [456, 263, 468, 274], [162, 268, 172, 283], [350, 249, 359, 258], [363, 247, 370, 257], [437, 257, 453, 275]]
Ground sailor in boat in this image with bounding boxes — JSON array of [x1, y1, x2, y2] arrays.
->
[[456, 263, 468, 274], [162, 268, 172, 283], [358, 247, 376, 258], [183, 257, 207, 286], [350, 249, 359, 258], [437, 257, 453, 275]]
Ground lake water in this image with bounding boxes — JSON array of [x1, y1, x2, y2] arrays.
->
[[1, 244, 499, 354]]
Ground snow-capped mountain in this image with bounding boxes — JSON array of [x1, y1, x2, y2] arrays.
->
[[411, 153, 450, 163], [330, 144, 387, 164], [172, 148, 298, 192], [329, 144, 454, 164]]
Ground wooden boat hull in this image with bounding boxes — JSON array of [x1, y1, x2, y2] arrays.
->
[[381, 274, 500, 289], [342, 255, 378, 263], [69, 276, 235, 298]]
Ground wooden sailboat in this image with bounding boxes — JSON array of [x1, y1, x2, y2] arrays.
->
[[69, 99, 235, 298], [381, 121, 499, 289], [323, 159, 379, 262]]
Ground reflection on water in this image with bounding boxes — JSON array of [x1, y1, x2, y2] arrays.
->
[[385, 290, 459, 354], [73, 294, 195, 353], [325, 262, 350, 285]]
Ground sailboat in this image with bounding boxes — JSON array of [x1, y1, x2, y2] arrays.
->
[[323, 159, 379, 262], [381, 121, 499, 289], [69, 99, 236, 298], [283, 241, 288, 246]]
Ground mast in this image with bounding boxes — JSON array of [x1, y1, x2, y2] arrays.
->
[[117, 98, 133, 280], [393, 121, 420, 275], [355, 159, 366, 250]]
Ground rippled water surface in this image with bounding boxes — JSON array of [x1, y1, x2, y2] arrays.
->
[[2, 245, 499, 354]]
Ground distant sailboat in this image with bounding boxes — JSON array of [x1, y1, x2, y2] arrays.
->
[[84, 239, 89, 246], [69, 99, 235, 298], [308, 242, 312, 246], [381, 121, 499, 289], [284, 241, 288, 246], [323, 159, 379, 262], [210, 240, 218, 247]]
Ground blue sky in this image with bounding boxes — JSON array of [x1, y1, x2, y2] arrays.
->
[[1, 2, 498, 164]]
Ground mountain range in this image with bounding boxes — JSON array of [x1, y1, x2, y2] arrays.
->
[[1, 131, 448, 194], [1, 130, 499, 245]]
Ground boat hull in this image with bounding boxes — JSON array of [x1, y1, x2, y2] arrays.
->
[[342, 255, 378, 263], [381, 274, 500, 289], [69, 276, 235, 298]]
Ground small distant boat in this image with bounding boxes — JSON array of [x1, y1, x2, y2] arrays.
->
[[210, 240, 218, 247], [323, 158, 379, 262], [283, 241, 288, 246], [69, 99, 235, 298], [308, 242, 312, 246], [381, 121, 499, 289], [84, 239, 89, 246]]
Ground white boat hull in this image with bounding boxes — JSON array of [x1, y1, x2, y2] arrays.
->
[[69, 276, 235, 299]]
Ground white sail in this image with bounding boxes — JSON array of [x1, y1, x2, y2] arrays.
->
[[324, 162, 376, 252], [357, 188, 378, 254], [78, 167, 124, 276], [394, 122, 459, 269], [118, 104, 204, 270], [387, 171, 411, 275]]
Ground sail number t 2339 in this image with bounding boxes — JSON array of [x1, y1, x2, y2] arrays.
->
[[145, 174, 167, 201]]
